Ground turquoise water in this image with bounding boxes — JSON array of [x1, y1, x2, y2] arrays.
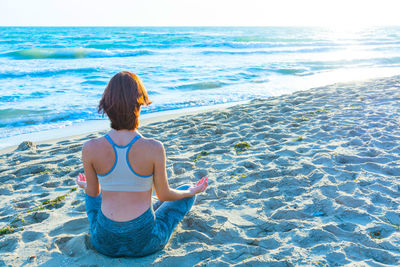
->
[[1, 26, 400, 147]]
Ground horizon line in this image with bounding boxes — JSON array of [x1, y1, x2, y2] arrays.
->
[[2, 25, 400, 27]]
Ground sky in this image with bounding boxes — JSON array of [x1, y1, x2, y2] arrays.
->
[[0, 0, 399, 27]]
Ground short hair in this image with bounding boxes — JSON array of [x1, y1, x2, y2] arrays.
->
[[98, 71, 152, 130]]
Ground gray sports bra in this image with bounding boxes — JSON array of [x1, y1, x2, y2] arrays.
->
[[97, 134, 153, 192]]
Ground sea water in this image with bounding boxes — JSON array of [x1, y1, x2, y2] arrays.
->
[[1, 26, 400, 148]]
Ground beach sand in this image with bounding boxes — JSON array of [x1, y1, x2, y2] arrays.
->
[[1, 76, 400, 266]]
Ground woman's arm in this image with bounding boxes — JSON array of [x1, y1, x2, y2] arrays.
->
[[81, 140, 101, 197], [152, 141, 208, 201]]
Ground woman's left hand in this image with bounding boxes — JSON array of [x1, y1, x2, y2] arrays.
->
[[76, 173, 87, 189], [188, 176, 208, 196]]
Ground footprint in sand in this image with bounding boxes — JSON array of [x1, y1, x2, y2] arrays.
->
[[0, 236, 19, 253], [15, 201, 32, 209], [326, 252, 350, 266], [262, 197, 285, 211], [343, 245, 398, 265], [60, 158, 81, 167], [42, 181, 61, 188], [384, 211, 400, 225], [366, 224, 396, 239], [67, 144, 83, 153], [335, 195, 367, 208], [33, 173, 51, 184], [337, 222, 357, 232], [295, 228, 338, 248], [12, 182, 27, 190], [71, 200, 86, 212], [49, 217, 89, 236], [54, 233, 92, 257], [335, 208, 373, 224], [38, 192, 50, 198], [172, 162, 194, 175], [12, 154, 41, 164], [0, 185, 13, 196], [22, 231, 44, 243], [23, 211, 50, 225], [62, 179, 76, 186], [14, 164, 46, 176]]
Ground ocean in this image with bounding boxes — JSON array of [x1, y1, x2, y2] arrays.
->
[[1, 26, 400, 149]]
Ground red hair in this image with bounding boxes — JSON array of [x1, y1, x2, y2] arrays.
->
[[98, 71, 152, 130]]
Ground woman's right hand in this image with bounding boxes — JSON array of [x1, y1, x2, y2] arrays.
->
[[189, 176, 208, 196], [76, 173, 87, 189]]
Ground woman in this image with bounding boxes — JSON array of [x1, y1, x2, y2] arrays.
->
[[75, 71, 208, 257]]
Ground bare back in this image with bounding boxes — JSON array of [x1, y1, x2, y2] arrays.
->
[[84, 131, 160, 222]]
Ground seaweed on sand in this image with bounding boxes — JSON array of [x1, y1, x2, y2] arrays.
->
[[234, 142, 251, 153], [0, 187, 77, 236], [194, 151, 209, 162]]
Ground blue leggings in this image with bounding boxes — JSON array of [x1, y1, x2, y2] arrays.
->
[[85, 185, 196, 257]]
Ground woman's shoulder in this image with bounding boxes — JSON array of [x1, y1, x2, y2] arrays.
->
[[138, 137, 164, 161], [139, 136, 163, 151], [82, 136, 108, 153]]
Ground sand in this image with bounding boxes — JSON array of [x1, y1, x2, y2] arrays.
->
[[1, 76, 400, 266]]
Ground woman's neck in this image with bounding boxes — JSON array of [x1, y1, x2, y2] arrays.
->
[[111, 128, 137, 134], [109, 129, 139, 143]]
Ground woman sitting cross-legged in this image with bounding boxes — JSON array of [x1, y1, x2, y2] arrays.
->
[[76, 71, 208, 257]]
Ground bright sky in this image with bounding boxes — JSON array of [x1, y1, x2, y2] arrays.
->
[[1, 0, 399, 27]]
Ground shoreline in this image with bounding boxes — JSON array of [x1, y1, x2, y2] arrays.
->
[[0, 101, 245, 155], [2, 67, 400, 154], [1, 75, 399, 266]]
